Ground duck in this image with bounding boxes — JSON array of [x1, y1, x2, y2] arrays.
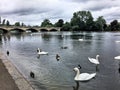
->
[[56, 54, 60, 61], [37, 48, 48, 55], [61, 46, 68, 49], [6, 50, 9, 56], [73, 67, 96, 81], [30, 71, 35, 78]]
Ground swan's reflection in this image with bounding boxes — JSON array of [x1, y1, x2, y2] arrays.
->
[[37, 55, 41, 59], [73, 81, 79, 90]]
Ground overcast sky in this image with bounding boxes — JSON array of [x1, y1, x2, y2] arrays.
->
[[0, 0, 120, 25]]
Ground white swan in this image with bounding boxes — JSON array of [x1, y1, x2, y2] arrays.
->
[[88, 55, 100, 65], [115, 40, 120, 43], [73, 67, 96, 81], [37, 48, 48, 55], [114, 56, 120, 60], [78, 39, 84, 41]]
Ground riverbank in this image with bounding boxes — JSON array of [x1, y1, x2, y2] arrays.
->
[[0, 52, 34, 90]]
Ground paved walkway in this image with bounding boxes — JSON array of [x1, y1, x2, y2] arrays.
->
[[0, 52, 34, 90]]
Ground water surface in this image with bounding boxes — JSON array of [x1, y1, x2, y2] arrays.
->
[[0, 31, 120, 90]]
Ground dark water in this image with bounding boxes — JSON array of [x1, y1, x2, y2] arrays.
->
[[0, 31, 120, 90]]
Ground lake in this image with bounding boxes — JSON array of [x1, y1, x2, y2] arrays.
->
[[0, 31, 120, 90]]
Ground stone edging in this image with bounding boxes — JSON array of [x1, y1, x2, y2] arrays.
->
[[0, 53, 35, 90]]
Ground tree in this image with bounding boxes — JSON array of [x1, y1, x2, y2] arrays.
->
[[0, 17, 1, 24], [6, 20, 10, 26], [21, 23, 25, 27], [55, 19, 64, 27], [15, 22, 20, 26], [94, 16, 106, 31], [70, 11, 94, 31], [110, 20, 120, 31], [61, 22, 71, 31], [41, 19, 53, 27], [2, 19, 6, 25]]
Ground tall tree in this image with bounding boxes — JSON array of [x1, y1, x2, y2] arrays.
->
[[6, 20, 10, 26], [2, 19, 6, 25], [15, 22, 20, 26], [55, 19, 64, 27], [41, 19, 53, 27], [0, 17, 1, 24], [21, 23, 25, 27], [70, 11, 94, 31], [95, 16, 106, 31], [61, 22, 71, 31], [110, 20, 120, 31]]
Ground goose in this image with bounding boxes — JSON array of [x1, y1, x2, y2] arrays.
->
[[73, 67, 96, 81], [37, 48, 48, 55]]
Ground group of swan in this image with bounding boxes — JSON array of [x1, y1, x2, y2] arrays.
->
[[74, 55, 100, 81], [37, 48, 48, 55], [74, 55, 120, 81]]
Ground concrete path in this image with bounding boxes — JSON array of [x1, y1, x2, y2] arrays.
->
[[0, 52, 35, 90]]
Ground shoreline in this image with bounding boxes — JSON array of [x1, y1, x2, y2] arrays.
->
[[0, 52, 35, 90]]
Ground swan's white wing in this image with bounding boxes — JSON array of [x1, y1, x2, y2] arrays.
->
[[114, 56, 120, 60], [75, 73, 96, 81], [88, 57, 100, 64]]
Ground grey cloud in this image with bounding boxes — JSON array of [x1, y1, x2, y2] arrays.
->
[[0, 7, 52, 16], [86, 5, 112, 11], [0, 0, 120, 25]]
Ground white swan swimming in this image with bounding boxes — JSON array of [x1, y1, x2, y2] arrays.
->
[[114, 56, 120, 60], [37, 48, 48, 55], [73, 67, 96, 81], [88, 55, 100, 65], [115, 40, 120, 43], [78, 39, 84, 41]]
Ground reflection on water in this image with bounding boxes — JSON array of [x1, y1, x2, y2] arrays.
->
[[1, 31, 120, 90], [73, 81, 79, 90]]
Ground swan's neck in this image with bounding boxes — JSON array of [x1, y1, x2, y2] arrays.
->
[[38, 48, 42, 52], [96, 56, 99, 60], [76, 69, 80, 78]]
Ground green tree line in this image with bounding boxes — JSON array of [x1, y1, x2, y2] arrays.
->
[[1, 10, 120, 31], [40, 11, 120, 31]]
